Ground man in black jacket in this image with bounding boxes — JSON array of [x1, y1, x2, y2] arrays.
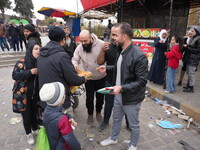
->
[[63, 26, 76, 58], [24, 24, 41, 56], [37, 26, 86, 109], [8, 22, 20, 52], [100, 23, 148, 150]]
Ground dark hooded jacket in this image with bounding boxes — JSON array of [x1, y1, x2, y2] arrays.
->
[[37, 41, 85, 108], [26, 32, 41, 56], [44, 105, 81, 150]]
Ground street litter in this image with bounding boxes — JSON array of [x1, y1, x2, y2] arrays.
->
[[8, 117, 22, 124], [178, 114, 190, 120], [123, 140, 130, 144], [187, 118, 193, 129], [179, 140, 196, 150], [1, 88, 6, 92], [154, 97, 168, 105], [155, 119, 183, 129], [169, 129, 180, 135], [2, 102, 5, 105], [89, 138, 94, 141], [148, 124, 154, 128], [4, 114, 8, 117]]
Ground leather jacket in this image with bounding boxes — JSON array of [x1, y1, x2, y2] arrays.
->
[[112, 43, 148, 105]]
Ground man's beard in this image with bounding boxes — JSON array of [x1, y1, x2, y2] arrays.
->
[[82, 42, 93, 53]]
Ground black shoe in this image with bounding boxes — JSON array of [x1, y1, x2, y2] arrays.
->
[[177, 81, 182, 86], [98, 122, 108, 132], [183, 85, 189, 89], [183, 86, 194, 93]]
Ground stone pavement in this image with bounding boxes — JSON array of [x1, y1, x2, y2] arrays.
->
[[147, 66, 200, 123], [0, 66, 200, 150]]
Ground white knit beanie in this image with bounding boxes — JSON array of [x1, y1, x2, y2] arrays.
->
[[39, 82, 65, 106]]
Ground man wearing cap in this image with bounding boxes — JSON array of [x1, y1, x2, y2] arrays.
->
[[24, 24, 41, 55], [37, 26, 86, 110]]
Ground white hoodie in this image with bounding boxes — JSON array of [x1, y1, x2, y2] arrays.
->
[[72, 33, 106, 80]]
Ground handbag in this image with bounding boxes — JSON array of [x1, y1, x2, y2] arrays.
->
[[36, 126, 50, 150]]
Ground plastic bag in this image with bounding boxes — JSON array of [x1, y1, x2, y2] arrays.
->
[[36, 126, 50, 150]]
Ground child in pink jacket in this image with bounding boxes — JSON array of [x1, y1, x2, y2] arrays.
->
[[165, 35, 182, 93]]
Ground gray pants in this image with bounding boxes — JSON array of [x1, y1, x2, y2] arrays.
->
[[111, 94, 141, 147], [186, 64, 197, 86]]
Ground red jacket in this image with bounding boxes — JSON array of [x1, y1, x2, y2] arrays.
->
[[165, 44, 182, 69]]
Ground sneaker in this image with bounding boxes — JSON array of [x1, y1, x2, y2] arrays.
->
[[100, 137, 118, 146], [128, 145, 137, 150], [27, 133, 34, 145], [96, 113, 102, 123], [98, 122, 108, 132], [164, 90, 169, 93]]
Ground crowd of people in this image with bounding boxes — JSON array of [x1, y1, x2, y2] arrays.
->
[[148, 26, 200, 93], [9, 20, 200, 150]]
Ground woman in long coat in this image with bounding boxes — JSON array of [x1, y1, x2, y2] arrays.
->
[[148, 29, 168, 85]]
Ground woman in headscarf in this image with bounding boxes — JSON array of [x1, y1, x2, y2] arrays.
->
[[148, 29, 168, 85], [183, 26, 200, 93], [12, 43, 41, 145]]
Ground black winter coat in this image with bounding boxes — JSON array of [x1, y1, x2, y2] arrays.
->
[[185, 36, 200, 67]]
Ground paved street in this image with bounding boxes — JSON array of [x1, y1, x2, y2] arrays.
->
[[0, 66, 200, 150]]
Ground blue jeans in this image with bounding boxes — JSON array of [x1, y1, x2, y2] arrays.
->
[[0, 36, 10, 51], [166, 66, 176, 92], [111, 94, 141, 147], [11, 36, 19, 51]]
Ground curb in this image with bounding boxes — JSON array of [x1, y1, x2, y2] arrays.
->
[[146, 85, 200, 123]]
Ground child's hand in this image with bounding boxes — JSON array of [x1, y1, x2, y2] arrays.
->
[[69, 118, 77, 127]]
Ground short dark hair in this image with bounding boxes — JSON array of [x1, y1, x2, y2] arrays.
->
[[113, 22, 133, 39]]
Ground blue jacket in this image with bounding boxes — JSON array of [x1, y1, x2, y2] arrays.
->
[[43, 105, 81, 150]]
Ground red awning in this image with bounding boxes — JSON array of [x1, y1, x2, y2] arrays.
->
[[80, 0, 135, 11]]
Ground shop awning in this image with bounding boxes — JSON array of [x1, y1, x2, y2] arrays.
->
[[80, 0, 135, 11]]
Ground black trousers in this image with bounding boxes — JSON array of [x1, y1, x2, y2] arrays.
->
[[85, 77, 106, 115], [21, 98, 38, 135]]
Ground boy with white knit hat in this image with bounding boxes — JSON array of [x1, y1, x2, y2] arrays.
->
[[40, 82, 81, 150]]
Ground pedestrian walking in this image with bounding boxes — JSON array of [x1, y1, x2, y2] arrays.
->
[[37, 26, 86, 110], [148, 29, 168, 85], [99, 22, 148, 150], [72, 30, 106, 124], [8, 22, 20, 52], [165, 35, 182, 93], [12, 43, 41, 145], [0, 22, 10, 53], [40, 82, 81, 150]]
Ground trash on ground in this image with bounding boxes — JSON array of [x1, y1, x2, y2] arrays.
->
[[2, 102, 5, 105], [148, 124, 154, 128], [86, 133, 95, 138], [179, 140, 196, 150], [89, 138, 94, 141], [8, 117, 22, 124], [187, 118, 193, 129], [154, 97, 168, 105], [123, 140, 130, 144], [1, 88, 6, 92], [178, 114, 190, 120], [155, 119, 183, 129], [169, 129, 180, 135], [4, 114, 8, 117]]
